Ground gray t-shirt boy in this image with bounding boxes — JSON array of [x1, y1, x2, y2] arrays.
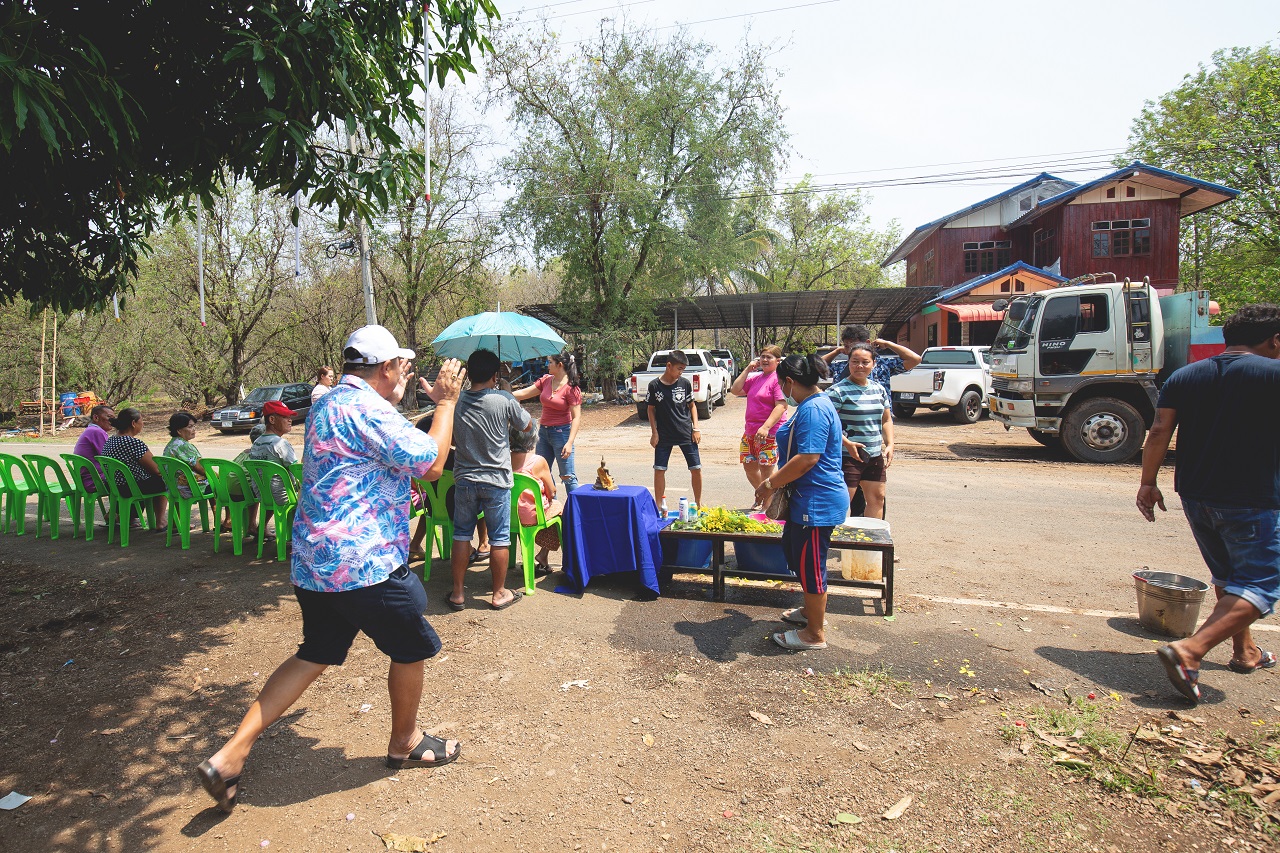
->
[[452, 388, 532, 489]]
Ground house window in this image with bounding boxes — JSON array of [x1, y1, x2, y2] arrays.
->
[[1091, 218, 1150, 258], [927, 322, 938, 349], [908, 262, 918, 286], [962, 240, 1012, 275], [1033, 228, 1058, 267], [1106, 187, 1116, 199], [1014, 280, 1026, 292], [1127, 186, 1136, 198], [1000, 281, 1011, 292], [923, 249, 936, 287]]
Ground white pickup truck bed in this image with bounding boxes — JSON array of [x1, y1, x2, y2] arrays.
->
[[888, 346, 991, 424]]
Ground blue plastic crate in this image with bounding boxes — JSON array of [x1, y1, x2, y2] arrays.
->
[[663, 537, 712, 570], [734, 539, 790, 575]]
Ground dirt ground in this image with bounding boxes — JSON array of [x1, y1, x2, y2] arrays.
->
[[2, 396, 1278, 852]]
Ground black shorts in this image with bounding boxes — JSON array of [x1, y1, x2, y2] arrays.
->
[[293, 565, 442, 665]]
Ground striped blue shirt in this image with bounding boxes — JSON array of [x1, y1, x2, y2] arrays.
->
[[825, 378, 890, 458]]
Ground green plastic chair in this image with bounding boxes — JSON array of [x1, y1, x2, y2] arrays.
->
[[23, 455, 81, 540], [509, 471, 562, 596], [97, 456, 157, 547], [288, 461, 303, 490], [154, 456, 213, 550], [243, 458, 299, 561], [202, 458, 255, 556], [0, 452, 38, 535], [61, 453, 110, 541], [422, 469, 461, 573]]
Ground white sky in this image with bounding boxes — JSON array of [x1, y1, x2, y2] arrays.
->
[[485, 0, 1280, 234]]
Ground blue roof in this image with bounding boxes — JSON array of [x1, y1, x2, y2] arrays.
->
[[883, 173, 1075, 267], [927, 261, 1066, 304], [1004, 161, 1241, 228]]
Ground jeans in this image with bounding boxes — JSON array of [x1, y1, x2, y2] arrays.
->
[[453, 482, 513, 547], [1182, 498, 1280, 617], [537, 422, 578, 493]]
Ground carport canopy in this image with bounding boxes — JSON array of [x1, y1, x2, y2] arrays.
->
[[520, 286, 943, 335]]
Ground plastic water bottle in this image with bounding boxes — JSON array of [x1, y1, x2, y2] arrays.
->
[[679, 496, 689, 522], [689, 501, 698, 518], [660, 495, 669, 517]]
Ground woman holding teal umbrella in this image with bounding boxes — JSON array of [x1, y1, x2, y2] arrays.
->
[[512, 353, 582, 494]]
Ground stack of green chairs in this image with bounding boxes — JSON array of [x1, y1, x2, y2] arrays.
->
[[0, 452, 38, 535], [60, 453, 110, 541], [202, 458, 255, 556], [23, 454, 81, 540], [154, 456, 214, 550], [509, 471, 562, 596], [242, 458, 299, 561], [97, 457, 157, 547]]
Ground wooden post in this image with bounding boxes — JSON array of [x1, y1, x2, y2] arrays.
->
[[38, 309, 47, 436]]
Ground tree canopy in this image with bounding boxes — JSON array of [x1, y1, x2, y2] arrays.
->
[[0, 0, 498, 311], [1126, 42, 1280, 307]]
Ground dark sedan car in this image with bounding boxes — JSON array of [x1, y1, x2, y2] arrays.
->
[[211, 383, 312, 433]]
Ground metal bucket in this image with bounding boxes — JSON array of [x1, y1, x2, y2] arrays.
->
[[1133, 570, 1210, 638]]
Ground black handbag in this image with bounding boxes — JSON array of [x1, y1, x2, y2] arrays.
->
[[763, 424, 797, 521]]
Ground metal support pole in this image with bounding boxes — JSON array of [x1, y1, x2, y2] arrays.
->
[[835, 301, 840, 345], [749, 303, 756, 361], [673, 307, 678, 349], [197, 204, 207, 326]]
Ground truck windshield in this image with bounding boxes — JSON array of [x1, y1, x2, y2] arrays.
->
[[993, 296, 1042, 352], [649, 353, 706, 369]]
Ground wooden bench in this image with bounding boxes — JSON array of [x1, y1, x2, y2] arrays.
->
[[658, 525, 895, 615]]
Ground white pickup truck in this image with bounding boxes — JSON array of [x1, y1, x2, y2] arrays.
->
[[888, 346, 992, 424], [628, 349, 729, 421]]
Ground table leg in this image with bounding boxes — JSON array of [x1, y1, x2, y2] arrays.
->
[[883, 546, 894, 616], [713, 540, 725, 601]]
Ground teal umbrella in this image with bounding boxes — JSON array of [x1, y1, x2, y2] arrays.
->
[[431, 311, 567, 362]]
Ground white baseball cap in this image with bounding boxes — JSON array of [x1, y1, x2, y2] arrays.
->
[[343, 325, 416, 364]]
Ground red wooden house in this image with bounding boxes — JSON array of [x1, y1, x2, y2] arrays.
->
[[882, 162, 1239, 352]]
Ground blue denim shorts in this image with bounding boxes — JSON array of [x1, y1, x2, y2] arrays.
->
[[453, 481, 512, 546], [294, 565, 441, 665], [653, 442, 701, 471], [1182, 498, 1280, 617]]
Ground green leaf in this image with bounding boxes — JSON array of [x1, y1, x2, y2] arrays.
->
[[258, 65, 276, 100]]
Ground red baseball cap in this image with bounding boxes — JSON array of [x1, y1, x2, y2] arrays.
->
[[263, 400, 297, 419]]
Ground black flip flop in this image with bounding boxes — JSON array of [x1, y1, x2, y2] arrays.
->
[[1157, 645, 1200, 703], [490, 589, 524, 610], [469, 550, 491, 564], [1228, 648, 1277, 674], [386, 732, 461, 769], [446, 596, 466, 612], [196, 759, 241, 814]]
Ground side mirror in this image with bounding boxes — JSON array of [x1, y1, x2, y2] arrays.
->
[[991, 299, 1010, 313]]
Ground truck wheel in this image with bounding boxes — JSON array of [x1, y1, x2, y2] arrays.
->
[[697, 400, 712, 420], [1027, 429, 1060, 448], [951, 389, 983, 424], [1061, 398, 1145, 463], [893, 403, 915, 419], [635, 403, 647, 421]]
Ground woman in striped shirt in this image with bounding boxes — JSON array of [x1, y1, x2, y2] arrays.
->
[[824, 343, 894, 519]]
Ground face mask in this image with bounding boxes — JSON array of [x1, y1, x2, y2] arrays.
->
[[783, 380, 798, 407]]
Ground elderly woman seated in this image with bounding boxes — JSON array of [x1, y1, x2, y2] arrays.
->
[[509, 424, 563, 574]]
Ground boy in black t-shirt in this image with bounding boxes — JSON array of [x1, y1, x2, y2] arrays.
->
[[646, 350, 702, 507]]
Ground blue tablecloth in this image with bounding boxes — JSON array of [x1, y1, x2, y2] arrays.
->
[[563, 485, 668, 595]]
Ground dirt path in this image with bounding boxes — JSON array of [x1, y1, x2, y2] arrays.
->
[[1, 397, 1276, 852]]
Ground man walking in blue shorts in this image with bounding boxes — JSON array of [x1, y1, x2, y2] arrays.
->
[[1138, 303, 1280, 703]]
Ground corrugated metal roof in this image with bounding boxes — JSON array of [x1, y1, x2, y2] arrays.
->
[[928, 261, 1066, 304], [938, 302, 1006, 322], [519, 287, 944, 333], [1003, 161, 1241, 229], [882, 173, 1074, 267]]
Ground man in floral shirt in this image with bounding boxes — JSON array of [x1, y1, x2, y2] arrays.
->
[[197, 326, 466, 814]]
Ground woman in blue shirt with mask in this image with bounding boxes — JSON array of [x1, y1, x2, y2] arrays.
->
[[754, 354, 848, 651]]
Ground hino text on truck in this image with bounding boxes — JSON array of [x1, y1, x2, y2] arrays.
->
[[987, 273, 1223, 463]]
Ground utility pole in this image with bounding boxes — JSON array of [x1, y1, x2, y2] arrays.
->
[[350, 132, 377, 326]]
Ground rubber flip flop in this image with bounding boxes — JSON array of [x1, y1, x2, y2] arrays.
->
[[490, 589, 524, 610], [781, 607, 807, 626], [446, 596, 466, 612], [386, 732, 461, 769], [771, 629, 827, 651], [196, 759, 241, 814], [1157, 645, 1200, 703], [1228, 648, 1278, 674], [469, 550, 491, 564], [534, 563, 554, 577]]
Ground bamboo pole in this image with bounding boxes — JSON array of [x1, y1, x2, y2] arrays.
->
[[50, 312, 58, 433], [38, 309, 47, 436]]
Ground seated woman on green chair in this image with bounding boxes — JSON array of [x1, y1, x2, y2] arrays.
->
[[163, 412, 211, 499], [101, 408, 168, 531], [510, 425, 562, 574]]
